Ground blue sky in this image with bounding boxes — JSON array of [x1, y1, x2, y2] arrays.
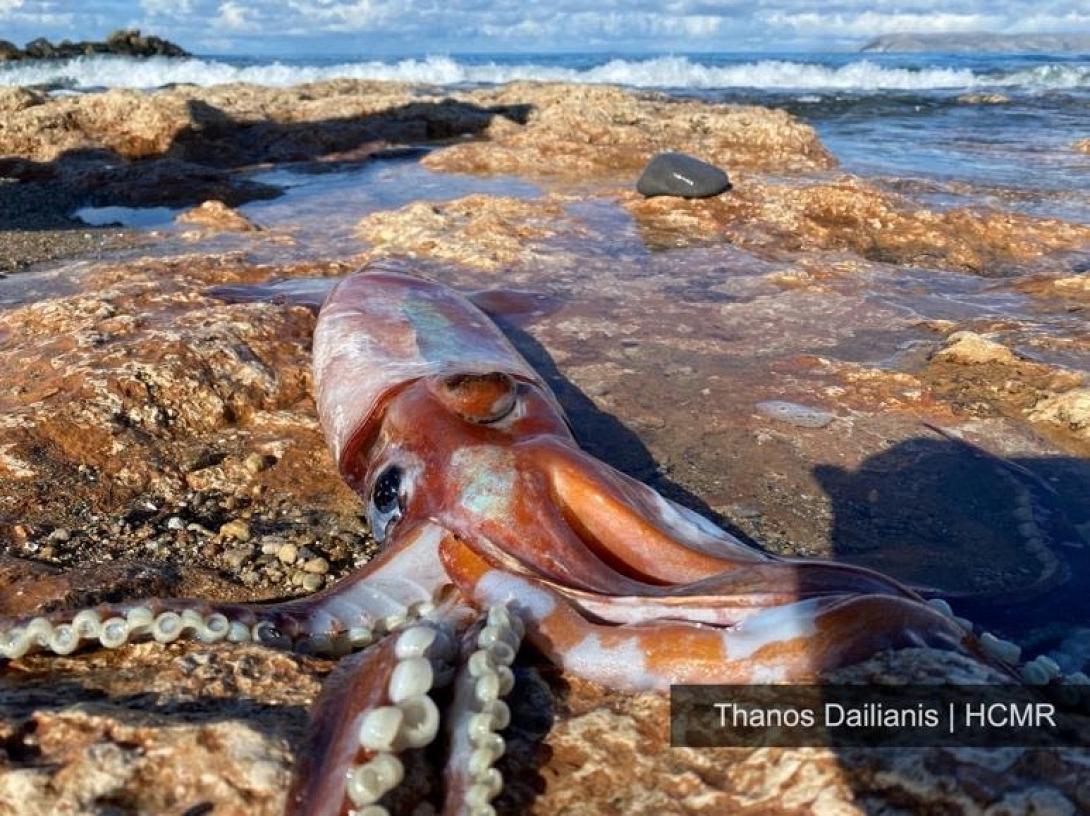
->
[[1, 1, 1089, 55]]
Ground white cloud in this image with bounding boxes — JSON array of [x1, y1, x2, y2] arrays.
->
[[2, 1, 1090, 52], [140, 0, 193, 15], [764, 10, 1001, 37], [215, 0, 253, 30]]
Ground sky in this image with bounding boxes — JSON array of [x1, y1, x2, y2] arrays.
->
[[1, 1, 1089, 55]]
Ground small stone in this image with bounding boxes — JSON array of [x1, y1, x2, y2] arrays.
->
[[933, 331, 1017, 365], [244, 452, 275, 474], [47, 528, 70, 542], [303, 557, 330, 575], [755, 400, 835, 429], [302, 573, 323, 592], [637, 152, 731, 199], [218, 519, 251, 542], [277, 543, 299, 564], [223, 546, 253, 571]]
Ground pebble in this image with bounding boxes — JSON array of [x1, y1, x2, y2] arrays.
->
[[48, 528, 71, 542], [302, 574, 323, 592], [218, 519, 252, 542], [303, 557, 330, 575], [278, 542, 299, 564], [244, 452, 274, 474], [755, 400, 835, 429], [223, 546, 253, 570], [637, 151, 731, 198]]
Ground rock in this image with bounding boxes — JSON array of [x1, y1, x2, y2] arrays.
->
[[623, 177, 1090, 275], [957, 93, 1010, 105], [636, 151, 731, 198], [755, 400, 834, 428], [0, 40, 21, 62], [277, 543, 299, 565], [1029, 389, 1090, 441], [12, 30, 188, 62], [222, 545, 254, 570], [302, 557, 329, 575], [424, 82, 834, 178], [933, 331, 1018, 365], [0, 253, 365, 574], [0, 87, 44, 116], [22, 38, 56, 59], [177, 200, 262, 233], [218, 519, 252, 542], [357, 194, 569, 272]]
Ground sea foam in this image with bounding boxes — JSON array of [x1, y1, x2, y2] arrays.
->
[[2, 54, 1087, 92]]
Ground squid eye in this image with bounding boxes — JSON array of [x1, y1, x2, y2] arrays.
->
[[368, 465, 404, 544]]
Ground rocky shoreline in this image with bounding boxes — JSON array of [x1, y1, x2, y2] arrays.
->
[[0, 29, 188, 62], [2, 78, 1090, 814]]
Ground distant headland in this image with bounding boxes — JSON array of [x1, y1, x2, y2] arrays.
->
[[0, 29, 188, 62], [861, 32, 1090, 53]]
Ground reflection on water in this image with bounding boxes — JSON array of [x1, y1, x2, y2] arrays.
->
[[74, 205, 179, 228], [239, 155, 541, 252]]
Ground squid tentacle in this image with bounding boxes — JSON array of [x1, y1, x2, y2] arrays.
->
[[287, 615, 463, 816], [0, 522, 452, 661], [443, 603, 523, 816], [438, 532, 1021, 688]]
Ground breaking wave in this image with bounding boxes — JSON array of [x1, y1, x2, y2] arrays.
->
[[1, 54, 1089, 92]]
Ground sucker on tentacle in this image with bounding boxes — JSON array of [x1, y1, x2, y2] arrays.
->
[[4, 263, 1084, 816], [442, 603, 523, 816]]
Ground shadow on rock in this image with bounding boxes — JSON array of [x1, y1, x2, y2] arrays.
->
[[815, 432, 1090, 650], [0, 96, 534, 234]]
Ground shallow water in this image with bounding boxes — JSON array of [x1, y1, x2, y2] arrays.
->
[[74, 205, 180, 228], [240, 155, 540, 250]]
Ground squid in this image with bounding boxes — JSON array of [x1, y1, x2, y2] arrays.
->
[[0, 264, 1044, 816]]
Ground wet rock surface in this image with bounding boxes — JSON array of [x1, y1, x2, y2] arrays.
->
[[2, 79, 1090, 813], [636, 151, 731, 198], [177, 200, 263, 233], [622, 175, 1090, 275]]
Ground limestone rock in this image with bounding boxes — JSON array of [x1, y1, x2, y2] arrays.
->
[[622, 177, 1090, 275], [1029, 389, 1090, 442], [177, 200, 262, 232], [357, 194, 569, 271], [933, 332, 1018, 365], [423, 82, 835, 178]]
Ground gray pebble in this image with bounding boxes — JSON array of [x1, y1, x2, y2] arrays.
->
[[637, 152, 731, 199]]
